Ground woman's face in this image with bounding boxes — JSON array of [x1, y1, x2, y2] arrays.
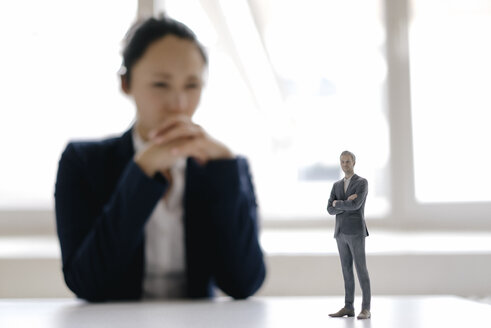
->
[[123, 35, 206, 140]]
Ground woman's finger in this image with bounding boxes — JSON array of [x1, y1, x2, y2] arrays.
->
[[153, 123, 204, 145], [148, 115, 194, 140]]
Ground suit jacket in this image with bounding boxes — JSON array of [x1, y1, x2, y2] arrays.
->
[[55, 129, 266, 302], [327, 174, 369, 238]]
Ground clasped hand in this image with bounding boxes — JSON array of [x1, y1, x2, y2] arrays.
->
[[135, 115, 233, 178]]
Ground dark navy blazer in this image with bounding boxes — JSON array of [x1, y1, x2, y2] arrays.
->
[[55, 129, 266, 302], [326, 174, 369, 238]]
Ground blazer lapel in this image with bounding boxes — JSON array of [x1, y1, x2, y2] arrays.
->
[[115, 128, 135, 165], [338, 179, 346, 199], [345, 174, 358, 196], [98, 127, 135, 204]]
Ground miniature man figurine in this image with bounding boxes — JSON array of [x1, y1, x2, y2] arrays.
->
[[327, 151, 371, 320]]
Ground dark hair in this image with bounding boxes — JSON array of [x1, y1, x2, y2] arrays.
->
[[121, 15, 208, 86]]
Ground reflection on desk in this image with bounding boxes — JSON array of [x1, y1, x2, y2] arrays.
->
[[0, 296, 490, 328]]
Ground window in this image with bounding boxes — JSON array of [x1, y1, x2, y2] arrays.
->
[[409, 0, 491, 203], [0, 0, 137, 209], [3, 0, 489, 229], [163, 0, 390, 219]]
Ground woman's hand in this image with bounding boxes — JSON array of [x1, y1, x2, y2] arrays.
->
[[134, 115, 233, 177]]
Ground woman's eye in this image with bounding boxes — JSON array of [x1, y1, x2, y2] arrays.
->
[[153, 82, 169, 88], [186, 83, 200, 89]]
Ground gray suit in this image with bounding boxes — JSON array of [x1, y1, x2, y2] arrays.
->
[[327, 174, 369, 237], [327, 174, 371, 310]]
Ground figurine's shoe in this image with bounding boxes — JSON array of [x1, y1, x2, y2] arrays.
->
[[357, 309, 371, 320], [329, 307, 355, 317]]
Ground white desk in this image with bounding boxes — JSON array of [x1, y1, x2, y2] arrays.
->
[[0, 296, 489, 328]]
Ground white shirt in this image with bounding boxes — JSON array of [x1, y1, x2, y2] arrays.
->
[[132, 129, 187, 299], [344, 176, 352, 193]]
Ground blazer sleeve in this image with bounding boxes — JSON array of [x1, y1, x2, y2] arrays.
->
[[55, 143, 168, 301], [203, 157, 266, 299], [327, 183, 344, 215], [334, 178, 368, 211]]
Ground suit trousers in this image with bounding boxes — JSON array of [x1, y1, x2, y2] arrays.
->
[[336, 232, 371, 310]]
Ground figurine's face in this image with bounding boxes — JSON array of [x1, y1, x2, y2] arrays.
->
[[340, 155, 355, 175]]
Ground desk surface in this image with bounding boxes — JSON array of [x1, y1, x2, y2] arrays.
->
[[1, 296, 489, 328]]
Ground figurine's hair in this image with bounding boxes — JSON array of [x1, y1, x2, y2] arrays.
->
[[340, 150, 356, 163]]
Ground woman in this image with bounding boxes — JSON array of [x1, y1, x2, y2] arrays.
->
[[55, 16, 266, 302]]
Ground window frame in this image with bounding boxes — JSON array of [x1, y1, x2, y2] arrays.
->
[[1, 0, 491, 235]]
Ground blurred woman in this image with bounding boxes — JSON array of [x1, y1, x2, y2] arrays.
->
[[55, 15, 265, 302]]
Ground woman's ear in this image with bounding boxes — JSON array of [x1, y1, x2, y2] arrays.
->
[[120, 74, 130, 95]]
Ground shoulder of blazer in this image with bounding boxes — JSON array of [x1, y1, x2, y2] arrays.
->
[[66, 129, 134, 166], [333, 179, 342, 187], [62, 129, 136, 205], [332, 179, 344, 193], [63, 129, 135, 195], [352, 174, 367, 184]]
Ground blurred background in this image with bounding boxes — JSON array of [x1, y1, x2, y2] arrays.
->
[[1, 0, 490, 302]]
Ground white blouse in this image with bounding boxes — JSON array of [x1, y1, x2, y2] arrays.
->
[[132, 128, 187, 298]]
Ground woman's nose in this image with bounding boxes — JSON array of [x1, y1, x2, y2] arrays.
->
[[169, 92, 187, 112]]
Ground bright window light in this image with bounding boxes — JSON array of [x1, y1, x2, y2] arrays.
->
[[410, 0, 491, 203], [164, 0, 390, 219], [0, 1, 137, 209], [1, 0, 390, 220]]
